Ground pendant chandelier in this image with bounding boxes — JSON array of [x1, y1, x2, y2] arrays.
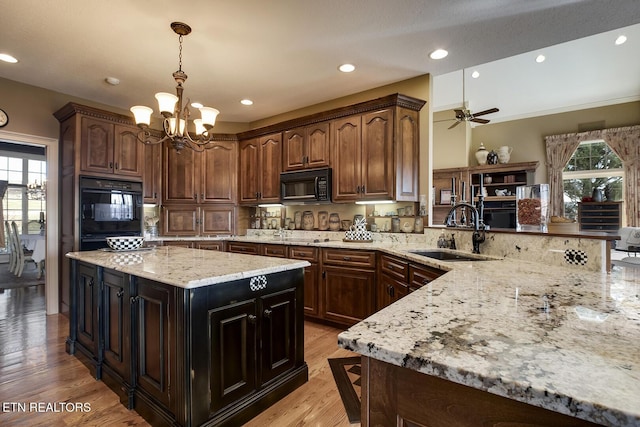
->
[[27, 180, 46, 201], [130, 22, 219, 153]]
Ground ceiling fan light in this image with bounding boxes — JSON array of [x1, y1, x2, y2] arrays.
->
[[130, 106, 153, 127], [155, 92, 179, 114], [199, 107, 219, 127]]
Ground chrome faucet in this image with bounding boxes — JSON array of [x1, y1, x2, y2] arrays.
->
[[444, 202, 486, 254]]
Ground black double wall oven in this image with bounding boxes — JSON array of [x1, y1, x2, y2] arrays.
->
[[79, 177, 143, 250]]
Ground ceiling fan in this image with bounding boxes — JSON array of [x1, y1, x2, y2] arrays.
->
[[447, 107, 499, 129], [447, 69, 499, 129]]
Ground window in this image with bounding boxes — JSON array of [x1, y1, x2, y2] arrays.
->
[[562, 140, 623, 219], [0, 147, 46, 252]]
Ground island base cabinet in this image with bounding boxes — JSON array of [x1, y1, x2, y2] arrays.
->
[[361, 356, 601, 427]]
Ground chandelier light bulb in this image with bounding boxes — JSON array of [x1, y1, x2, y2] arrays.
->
[[193, 119, 205, 135], [199, 107, 220, 127], [130, 106, 153, 127], [155, 92, 179, 115]]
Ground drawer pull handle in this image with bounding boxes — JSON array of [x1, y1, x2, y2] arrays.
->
[[263, 309, 272, 319], [247, 314, 257, 324], [343, 256, 351, 261]]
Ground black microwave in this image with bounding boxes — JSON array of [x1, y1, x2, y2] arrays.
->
[[280, 167, 332, 204]]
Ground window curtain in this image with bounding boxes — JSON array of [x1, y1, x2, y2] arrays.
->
[[603, 125, 640, 227], [544, 125, 640, 226], [0, 180, 7, 248]]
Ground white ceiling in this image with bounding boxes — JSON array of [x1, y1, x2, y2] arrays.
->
[[1, 0, 639, 123]]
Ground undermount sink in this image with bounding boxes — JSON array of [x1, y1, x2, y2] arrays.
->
[[409, 250, 492, 262]]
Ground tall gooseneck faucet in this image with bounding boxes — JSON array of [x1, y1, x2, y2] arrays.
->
[[443, 173, 486, 254]]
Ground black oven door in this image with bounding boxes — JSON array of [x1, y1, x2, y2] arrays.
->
[[80, 178, 143, 242]]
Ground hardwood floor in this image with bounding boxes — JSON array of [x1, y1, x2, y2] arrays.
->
[[0, 286, 359, 426]]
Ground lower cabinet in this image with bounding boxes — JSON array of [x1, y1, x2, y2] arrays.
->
[[322, 249, 377, 327], [288, 246, 320, 318], [67, 260, 307, 427]]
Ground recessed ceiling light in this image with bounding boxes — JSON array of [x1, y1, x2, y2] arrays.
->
[[535, 54, 546, 63], [338, 63, 355, 73], [471, 70, 480, 79], [0, 53, 18, 63], [615, 35, 627, 45], [190, 102, 203, 108], [429, 49, 448, 60], [105, 77, 120, 86], [240, 99, 253, 106]]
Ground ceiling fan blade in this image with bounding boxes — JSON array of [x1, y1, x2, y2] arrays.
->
[[470, 118, 490, 124], [453, 109, 466, 119], [472, 107, 499, 117], [448, 121, 462, 129]]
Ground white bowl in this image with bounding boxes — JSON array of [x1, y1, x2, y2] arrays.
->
[[106, 236, 144, 251]]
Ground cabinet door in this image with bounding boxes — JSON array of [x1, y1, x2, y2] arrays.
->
[[226, 241, 261, 255], [208, 299, 258, 413], [163, 143, 198, 203], [361, 109, 393, 200], [259, 133, 282, 202], [114, 124, 144, 177], [162, 205, 199, 236], [239, 138, 260, 203], [201, 140, 237, 203], [306, 122, 330, 169], [143, 139, 162, 203], [377, 274, 408, 311], [75, 262, 99, 360], [322, 265, 375, 326], [102, 269, 130, 382], [80, 117, 114, 174], [395, 108, 420, 201], [260, 288, 297, 385], [134, 279, 176, 411], [196, 241, 225, 251], [200, 205, 235, 235], [331, 116, 362, 201], [302, 263, 319, 317], [283, 127, 306, 171]]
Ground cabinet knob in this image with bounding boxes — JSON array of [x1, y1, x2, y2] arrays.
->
[[130, 296, 139, 304], [247, 314, 257, 324], [361, 185, 365, 193], [115, 162, 119, 170], [194, 193, 198, 200], [422, 279, 429, 285], [263, 309, 272, 319], [88, 278, 94, 287], [356, 186, 361, 193], [389, 285, 395, 297], [116, 289, 124, 298]]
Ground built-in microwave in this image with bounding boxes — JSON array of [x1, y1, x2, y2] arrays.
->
[[280, 167, 332, 204]]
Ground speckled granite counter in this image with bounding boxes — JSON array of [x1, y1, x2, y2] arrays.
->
[[66, 246, 310, 288], [338, 256, 640, 426]]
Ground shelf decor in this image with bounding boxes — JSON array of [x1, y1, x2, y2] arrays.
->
[[344, 217, 373, 242]]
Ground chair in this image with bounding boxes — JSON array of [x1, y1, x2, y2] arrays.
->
[[5, 221, 17, 274], [10, 221, 35, 277]]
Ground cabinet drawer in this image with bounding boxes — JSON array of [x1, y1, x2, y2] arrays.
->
[[262, 244, 288, 258], [379, 254, 408, 281], [322, 248, 376, 269], [408, 264, 445, 292], [227, 242, 260, 255], [288, 246, 319, 262]]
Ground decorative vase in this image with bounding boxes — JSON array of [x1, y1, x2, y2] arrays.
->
[[329, 213, 341, 231], [497, 146, 512, 163], [475, 143, 489, 165], [302, 211, 314, 230], [592, 187, 603, 202], [317, 211, 329, 230], [486, 150, 499, 165], [294, 211, 302, 229]]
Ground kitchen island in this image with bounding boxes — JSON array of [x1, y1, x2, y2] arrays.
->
[[338, 254, 640, 426], [65, 246, 310, 427]]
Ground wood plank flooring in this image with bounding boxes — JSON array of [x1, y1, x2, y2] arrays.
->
[[0, 285, 359, 426]]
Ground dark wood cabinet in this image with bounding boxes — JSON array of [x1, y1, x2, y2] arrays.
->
[[260, 288, 298, 384], [332, 103, 421, 202], [322, 248, 377, 326], [72, 262, 100, 375], [283, 122, 330, 171], [101, 270, 131, 386], [133, 278, 178, 413], [377, 254, 409, 310], [408, 263, 445, 293], [239, 133, 282, 204], [163, 139, 237, 205], [262, 243, 288, 258], [288, 246, 320, 318], [80, 117, 143, 178], [196, 241, 225, 251], [143, 139, 162, 203], [227, 241, 261, 255], [161, 204, 235, 236]]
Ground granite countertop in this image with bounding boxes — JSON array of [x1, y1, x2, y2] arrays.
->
[[338, 255, 640, 426], [66, 246, 309, 289]]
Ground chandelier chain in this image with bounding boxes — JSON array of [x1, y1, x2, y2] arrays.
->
[[178, 35, 183, 72]]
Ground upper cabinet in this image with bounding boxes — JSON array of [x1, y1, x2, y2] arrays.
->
[[239, 133, 282, 205], [143, 136, 163, 204], [163, 138, 238, 204], [332, 105, 420, 203], [55, 103, 144, 180], [283, 122, 330, 171]]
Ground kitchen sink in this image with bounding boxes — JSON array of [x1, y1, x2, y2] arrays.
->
[[409, 250, 492, 261]]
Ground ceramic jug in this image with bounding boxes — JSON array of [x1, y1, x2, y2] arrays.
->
[[486, 150, 499, 165], [497, 146, 512, 164]]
